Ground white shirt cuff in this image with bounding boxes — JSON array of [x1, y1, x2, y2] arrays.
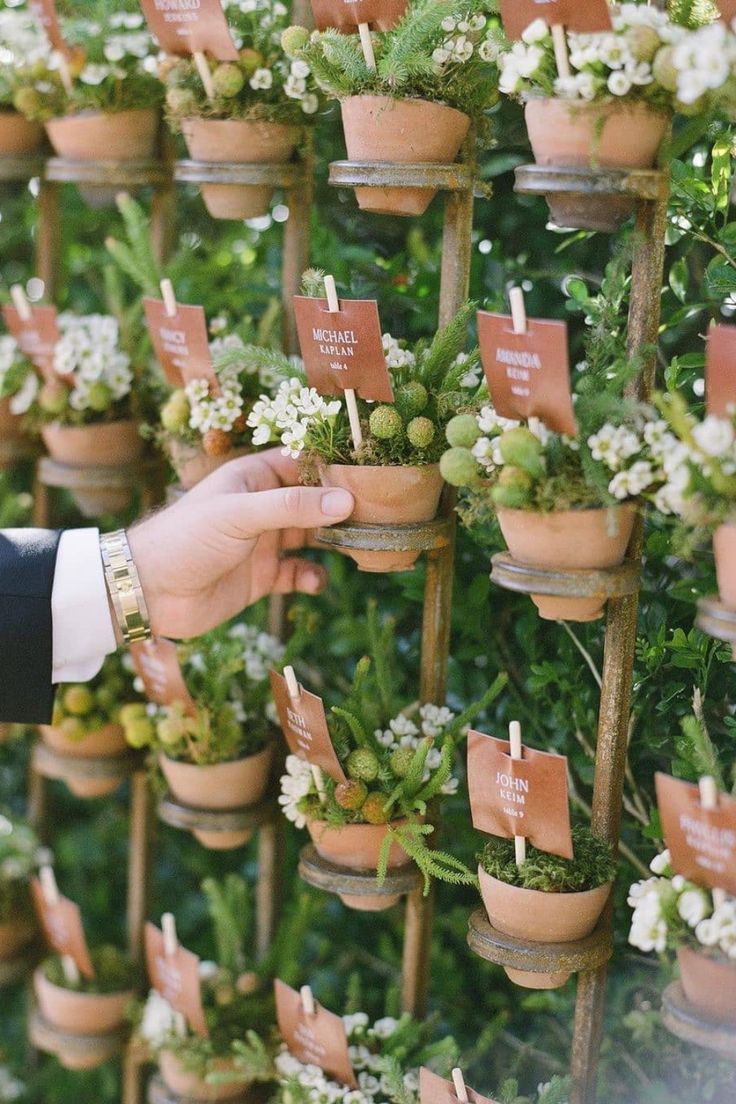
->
[[52, 529, 117, 684]]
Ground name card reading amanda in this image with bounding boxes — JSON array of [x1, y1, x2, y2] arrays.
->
[[310, 0, 408, 32], [139, 0, 238, 61], [467, 730, 573, 859], [270, 671, 347, 783], [477, 311, 576, 436], [144, 922, 208, 1037], [274, 980, 357, 1088], [656, 772, 736, 895], [499, 0, 612, 40], [143, 297, 219, 392], [704, 324, 736, 417], [293, 296, 394, 402], [130, 638, 196, 713], [31, 879, 95, 978], [2, 304, 60, 382], [420, 1068, 498, 1104]]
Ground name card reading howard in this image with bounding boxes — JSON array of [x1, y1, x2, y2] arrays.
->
[[143, 297, 219, 391], [270, 671, 347, 783], [2, 304, 60, 382], [656, 772, 736, 895], [420, 1068, 498, 1104], [139, 0, 238, 60], [704, 324, 736, 417], [499, 0, 612, 40], [467, 730, 573, 859], [274, 980, 357, 1087], [145, 922, 208, 1036], [310, 0, 408, 32], [293, 296, 394, 402], [31, 879, 95, 978], [478, 310, 576, 436]]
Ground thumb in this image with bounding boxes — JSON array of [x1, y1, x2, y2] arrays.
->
[[213, 484, 354, 539]]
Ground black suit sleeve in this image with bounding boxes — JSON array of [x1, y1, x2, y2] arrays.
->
[[0, 528, 62, 724]]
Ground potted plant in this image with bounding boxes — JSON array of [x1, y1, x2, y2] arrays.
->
[[34, 944, 135, 1069], [284, 0, 500, 216], [0, 812, 39, 962], [478, 826, 616, 989], [0, 333, 36, 456], [137, 875, 276, 1101], [161, 0, 320, 220], [249, 293, 481, 572], [494, 9, 736, 230], [40, 652, 142, 799], [628, 847, 736, 1022], [0, 5, 49, 155], [278, 603, 505, 909], [121, 618, 302, 849]]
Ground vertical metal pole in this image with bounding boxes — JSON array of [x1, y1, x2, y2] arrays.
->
[[282, 135, 313, 357], [122, 1041, 147, 1104], [127, 772, 154, 969], [255, 820, 284, 961], [569, 193, 669, 1104], [35, 181, 61, 300], [401, 888, 434, 1017]]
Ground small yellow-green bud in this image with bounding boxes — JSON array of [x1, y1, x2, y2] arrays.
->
[[281, 26, 310, 58], [446, 414, 481, 449], [440, 446, 480, 488], [406, 416, 435, 449], [161, 389, 191, 433], [498, 427, 545, 479], [212, 63, 244, 97], [369, 405, 403, 441]]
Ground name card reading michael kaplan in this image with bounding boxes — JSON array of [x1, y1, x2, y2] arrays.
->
[[293, 296, 394, 402], [656, 772, 736, 895], [269, 670, 347, 783]]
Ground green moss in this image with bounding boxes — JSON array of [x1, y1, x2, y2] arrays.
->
[[478, 826, 616, 894], [43, 945, 134, 994]]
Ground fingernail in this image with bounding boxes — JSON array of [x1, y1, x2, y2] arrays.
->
[[305, 569, 324, 592], [321, 489, 353, 517]]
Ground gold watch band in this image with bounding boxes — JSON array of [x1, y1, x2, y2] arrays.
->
[[99, 529, 151, 646]]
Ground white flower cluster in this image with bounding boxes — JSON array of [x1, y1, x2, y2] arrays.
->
[[278, 753, 313, 828], [374, 704, 459, 795], [638, 408, 736, 519], [382, 333, 415, 371], [587, 420, 668, 503], [628, 849, 736, 960], [0, 8, 49, 85], [53, 313, 133, 413], [247, 377, 342, 459], [73, 12, 158, 88], [471, 405, 549, 472], [431, 12, 489, 72], [185, 336, 290, 435], [228, 622, 285, 683], [0, 334, 36, 415], [221, 0, 318, 114], [0, 1066, 26, 1103]]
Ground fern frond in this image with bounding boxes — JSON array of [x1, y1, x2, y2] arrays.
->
[[445, 671, 508, 740], [331, 705, 370, 747]]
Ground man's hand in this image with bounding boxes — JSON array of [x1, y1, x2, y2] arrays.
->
[[127, 450, 353, 639]]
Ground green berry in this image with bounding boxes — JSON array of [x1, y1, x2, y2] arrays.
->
[[95, 686, 116, 712], [161, 389, 191, 433], [346, 748, 379, 782], [406, 416, 435, 449], [440, 447, 480, 488], [124, 718, 154, 749], [119, 703, 147, 727], [38, 381, 69, 416], [390, 747, 415, 779], [446, 414, 481, 449], [491, 465, 534, 509], [63, 685, 94, 716], [334, 779, 368, 810], [238, 48, 263, 75], [498, 428, 545, 479], [86, 381, 112, 413], [361, 792, 391, 825], [652, 46, 677, 93], [212, 63, 244, 98], [281, 26, 310, 57], [157, 716, 185, 747], [626, 24, 660, 63], [12, 87, 41, 117], [394, 381, 428, 420], [369, 405, 403, 441], [166, 87, 198, 116]]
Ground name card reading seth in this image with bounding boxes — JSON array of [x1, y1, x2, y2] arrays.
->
[[310, 0, 408, 32], [656, 772, 736, 895], [704, 324, 736, 417], [144, 922, 208, 1037], [270, 671, 347, 783], [293, 296, 394, 402], [139, 0, 238, 61], [130, 637, 196, 713], [143, 297, 219, 391], [2, 304, 61, 382], [467, 730, 573, 859], [274, 980, 357, 1088], [477, 311, 576, 436], [31, 879, 95, 978], [419, 1068, 498, 1104], [499, 0, 612, 40]]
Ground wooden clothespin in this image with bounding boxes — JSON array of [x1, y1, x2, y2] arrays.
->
[[10, 284, 32, 322], [509, 286, 527, 336], [300, 984, 316, 1015], [193, 51, 216, 99], [551, 24, 571, 78], [452, 1068, 469, 1103], [160, 278, 178, 319], [509, 721, 526, 866], [358, 24, 376, 70], [324, 275, 363, 451]]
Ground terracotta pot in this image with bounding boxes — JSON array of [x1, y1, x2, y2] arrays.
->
[[159, 744, 273, 850], [524, 99, 669, 232], [39, 723, 127, 799], [34, 968, 132, 1069], [0, 916, 34, 960], [182, 118, 298, 220], [677, 946, 736, 1023], [340, 96, 470, 216], [41, 420, 143, 517], [319, 463, 444, 573], [307, 819, 413, 911], [478, 867, 611, 989], [159, 1051, 250, 1102], [167, 439, 251, 490], [496, 505, 636, 622], [0, 110, 44, 156]]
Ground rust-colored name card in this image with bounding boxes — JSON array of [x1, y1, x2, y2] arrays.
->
[[144, 922, 208, 1036], [293, 296, 394, 402], [2, 304, 60, 381], [310, 0, 408, 31], [467, 730, 573, 859], [130, 638, 196, 713], [29, 0, 75, 56], [705, 324, 736, 417], [499, 0, 612, 39], [718, 0, 736, 20], [477, 311, 576, 435], [139, 0, 238, 60], [143, 297, 219, 391], [270, 671, 347, 783], [420, 1068, 499, 1104], [656, 772, 736, 895], [31, 879, 95, 979], [274, 980, 357, 1087]]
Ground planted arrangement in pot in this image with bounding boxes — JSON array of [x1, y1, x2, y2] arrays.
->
[[0, 333, 35, 455], [41, 652, 142, 799], [0, 812, 39, 962], [249, 294, 481, 571], [285, 0, 500, 215], [494, 7, 736, 230], [278, 603, 505, 909], [161, 0, 320, 220], [478, 826, 616, 989], [0, 5, 49, 155]]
